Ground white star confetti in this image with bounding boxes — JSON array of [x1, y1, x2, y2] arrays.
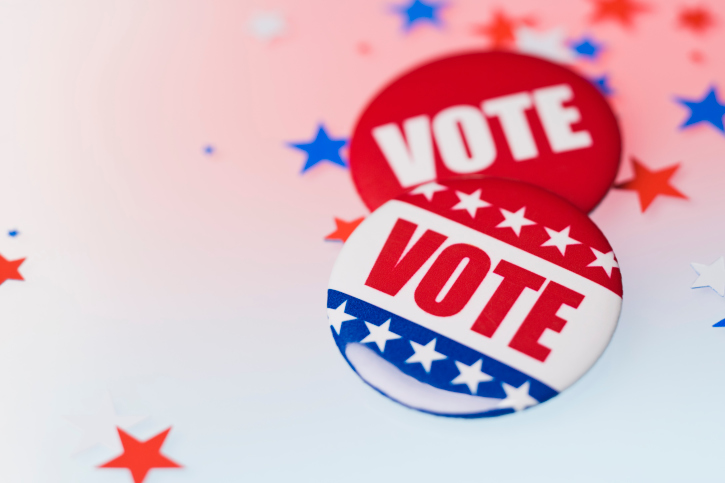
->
[[66, 393, 147, 454], [247, 11, 287, 42], [691, 256, 725, 296], [515, 27, 575, 64]]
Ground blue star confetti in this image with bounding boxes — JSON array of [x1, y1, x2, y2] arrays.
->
[[7, 230, 18, 237], [591, 75, 614, 96], [569, 35, 604, 60], [288, 124, 348, 173], [393, 0, 446, 31], [676, 86, 725, 133], [203, 145, 215, 155], [714, 319, 725, 327]]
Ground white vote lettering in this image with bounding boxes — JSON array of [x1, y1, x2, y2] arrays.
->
[[482, 92, 538, 161], [371, 84, 593, 186], [372, 115, 436, 188], [432, 105, 497, 174], [532, 84, 593, 153]]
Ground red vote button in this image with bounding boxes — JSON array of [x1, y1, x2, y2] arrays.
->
[[349, 51, 621, 213]]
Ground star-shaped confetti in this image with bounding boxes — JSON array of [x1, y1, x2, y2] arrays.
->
[[496, 207, 536, 236], [591, 74, 614, 96], [541, 226, 581, 256], [328, 301, 357, 335], [473, 10, 535, 49], [67, 393, 148, 454], [451, 189, 491, 218], [496, 381, 538, 411], [676, 86, 725, 133], [451, 359, 493, 394], [679, 6, 714, 34], [614, 157, 687, 212], [357, 42, 372, 55], [409, 182, 448, 201], [570, 35, 604, 60], [0, 254, 24, 286], [691, 257, 725, 296], [515, 27, 574, 64], [587, 248, 619, 277], [8, 230, 18, 237], [361, 319, 402, 352], [393, 0, 446, 31], [99, 428, 181, 483], [591, 0, 650, 27], [288, 125, 348, 173], [690, 50, 705, 64], [713, 319, 725, 328], [325, 217, 365, 243], [405, 339, 447, 373], [247, 11, 287, 42]]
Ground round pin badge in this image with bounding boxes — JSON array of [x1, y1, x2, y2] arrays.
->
[[348, 51, 621, 213], [327, 177, 622, 417]]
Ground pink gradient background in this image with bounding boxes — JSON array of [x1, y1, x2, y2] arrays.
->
[[0, 0, 723, 481]]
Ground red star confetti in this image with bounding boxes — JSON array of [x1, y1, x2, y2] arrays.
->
[[614, 157, 687, 212], [679, 6, 715, 34], [472, 10, 536, 49], [591, 0, 650, 27], [690, 50, 705, 63], [325, 217, 365, 243], [99, 428, 181, 483], [0, 254, 24, 286]]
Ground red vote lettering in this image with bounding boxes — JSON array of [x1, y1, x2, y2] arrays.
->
[[415, 244, 491, 317], [365, 219, 447, 296], [471, 260, 545, 338], [508, 281, 585, 362]]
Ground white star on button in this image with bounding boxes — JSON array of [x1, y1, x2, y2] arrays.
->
[[587, 248, 619, 277], [406, 339, 447, 373], [496, 381, 539, 412], [541, 226, 581, 255], [515, 27, 574, 64], [409, 182, 448, 201], [66, 393, 147, 454], [451, 359, 494, 394], [328, 301, 357, 335], [496, 207, 536, 236], [451, 189, 491, 218], [691, 256, 725, 296], [361, 319, 402, 352]]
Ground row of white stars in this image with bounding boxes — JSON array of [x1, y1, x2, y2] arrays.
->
[[329, 301, 538, 411], [409, 182, 619, 277]]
